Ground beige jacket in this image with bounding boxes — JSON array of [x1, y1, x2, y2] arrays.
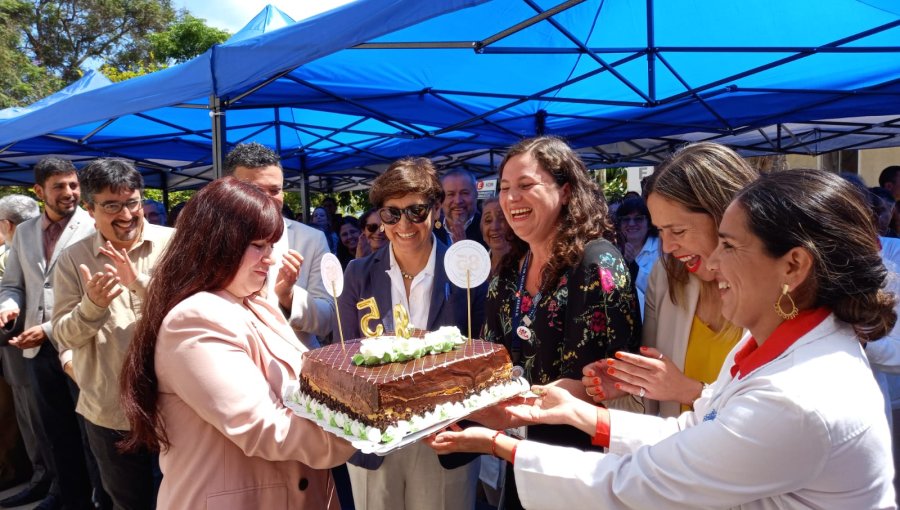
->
[[641, 260, 699, 418], [52, 222, 174, 429], [155, 290, 354, 510]]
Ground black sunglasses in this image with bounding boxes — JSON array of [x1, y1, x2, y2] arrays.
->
[[364, 223, 380, 233], [378, 202, 434, 225]]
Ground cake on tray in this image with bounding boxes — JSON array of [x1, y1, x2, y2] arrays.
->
[[290, 327, 516, 444]]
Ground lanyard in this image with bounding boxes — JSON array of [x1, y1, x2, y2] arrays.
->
[[512, 251, 541, 355]]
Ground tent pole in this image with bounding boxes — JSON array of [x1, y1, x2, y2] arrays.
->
[[300, 153, 309, 223], [162, 171, 170, 212], [210, 94, 226, 179]]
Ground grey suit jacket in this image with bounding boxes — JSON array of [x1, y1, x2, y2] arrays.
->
[[0, 207, 95, 358], [282, 219, 335, 347]]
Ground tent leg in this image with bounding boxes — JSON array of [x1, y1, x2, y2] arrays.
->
[[210, 95, 226, 179]]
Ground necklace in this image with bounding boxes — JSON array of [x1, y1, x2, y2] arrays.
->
[[400, 269, 417, 281], [513, 251, 541, 346]]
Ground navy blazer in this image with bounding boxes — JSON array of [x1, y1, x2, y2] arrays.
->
[[336, 239, 486, 470]]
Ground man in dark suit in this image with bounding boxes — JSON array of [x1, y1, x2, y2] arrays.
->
[[440, 169, 485, 247]]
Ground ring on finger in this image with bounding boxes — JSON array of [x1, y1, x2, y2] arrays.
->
[[638, 387, 646, 398], [657, 353, 664, 360]]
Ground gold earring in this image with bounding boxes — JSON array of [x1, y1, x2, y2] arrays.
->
[[434, 220, 442, 229], [378, 224, 385, 233], [775, 283, 798, 320]]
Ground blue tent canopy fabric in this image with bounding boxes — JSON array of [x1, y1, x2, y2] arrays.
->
[[1, 0, 900, 190]]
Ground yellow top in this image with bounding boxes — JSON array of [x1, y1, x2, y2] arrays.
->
[[681, 315, 742, 412]]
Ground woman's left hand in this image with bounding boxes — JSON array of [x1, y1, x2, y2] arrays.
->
[[465, 398, 529, 430], [425, 425, 495, 455], [504, 385, 581, 426]]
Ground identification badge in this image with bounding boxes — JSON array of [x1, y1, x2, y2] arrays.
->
[[516, 325, 532, 340], [522, 316, 532, 327]]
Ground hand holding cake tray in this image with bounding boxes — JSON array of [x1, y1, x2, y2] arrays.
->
[[286, 242, 527, 455]]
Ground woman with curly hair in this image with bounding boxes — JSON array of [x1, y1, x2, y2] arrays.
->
[[469, 136, 642, 509]]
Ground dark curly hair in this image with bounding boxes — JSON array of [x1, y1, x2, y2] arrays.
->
[[223, 142, 281, 175], [735, 169, 896, 342], [498, 136, 614, 293]]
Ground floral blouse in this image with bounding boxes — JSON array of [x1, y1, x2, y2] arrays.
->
[[484, 238, 642, 385], [483, 238, 641, 454]]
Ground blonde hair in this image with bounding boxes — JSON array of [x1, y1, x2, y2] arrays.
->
[[645, 142, 759, 305]]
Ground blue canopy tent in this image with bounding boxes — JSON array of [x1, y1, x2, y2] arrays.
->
[[1, 0, 900, 193]]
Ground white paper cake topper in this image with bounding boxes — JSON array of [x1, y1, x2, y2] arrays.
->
[[320, 253, 344, 297], [444, 240, 490, 289]]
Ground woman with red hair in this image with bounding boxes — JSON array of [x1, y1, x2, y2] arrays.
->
[[120, 177, 354, 509]]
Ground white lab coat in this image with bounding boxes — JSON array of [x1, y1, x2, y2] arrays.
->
[[514, 313, 895, 509]]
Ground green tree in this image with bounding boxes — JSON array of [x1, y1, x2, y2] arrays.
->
[[147, 14, 228, 64], [16, 0, 177, 82], [0, 0, 60, 107], [101, 13, 228, 82]]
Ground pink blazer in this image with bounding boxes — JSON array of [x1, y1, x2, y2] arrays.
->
[[154, 290, 355, 509]]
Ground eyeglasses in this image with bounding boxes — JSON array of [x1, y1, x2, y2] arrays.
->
[[364, 223, 380, 233], [619, 215, 647, 225], [95, 198, 142, 215], [378, 202, 433, 225]]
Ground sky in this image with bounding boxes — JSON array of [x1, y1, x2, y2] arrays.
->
[[174, 0, 355, 33]]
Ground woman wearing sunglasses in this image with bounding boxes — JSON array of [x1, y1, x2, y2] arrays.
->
[[356, 209, 387, 258], [335, 157, 486, 510]]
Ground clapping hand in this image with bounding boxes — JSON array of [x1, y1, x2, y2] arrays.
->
[[79, 264, 123, 308], [98, 241, 137, 286], [275, 249, 303, 309]]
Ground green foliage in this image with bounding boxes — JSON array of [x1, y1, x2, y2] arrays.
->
[[305, 190, 372, 220], [101, 13, 228, 82], [17, 0, 177, 82], [143, 188, 193, 208], [600, 167, 628, 202], [0, 0, 61, 107], [147, 14, 228, 64]]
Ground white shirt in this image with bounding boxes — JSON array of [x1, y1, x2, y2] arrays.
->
[[386, 237, 436, 332], [633, 236, 660, 318], [514, 314, 895, 510]]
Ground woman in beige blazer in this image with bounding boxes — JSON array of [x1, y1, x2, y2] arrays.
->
[[120, 177, 354, 509], [582, 143, 759, 417]]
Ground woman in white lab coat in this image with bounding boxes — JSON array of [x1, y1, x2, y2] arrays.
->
[[428, 169, 896, 509]]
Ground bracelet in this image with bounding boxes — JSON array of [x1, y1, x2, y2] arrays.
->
[[491, 430, 506, 458]]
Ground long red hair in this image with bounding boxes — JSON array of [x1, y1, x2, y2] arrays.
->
[[119, 177, 284, 451]]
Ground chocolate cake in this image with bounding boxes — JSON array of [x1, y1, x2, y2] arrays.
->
[[300, 338, 512, 430]]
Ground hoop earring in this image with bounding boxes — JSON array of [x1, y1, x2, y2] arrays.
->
[[775, 283, 798, 320], [378, 224, 385, 233], [434, 220, 442, 229]]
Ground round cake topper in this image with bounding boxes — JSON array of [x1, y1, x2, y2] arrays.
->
[[444, 240, 490, 289], [320, 253, 344, 297]]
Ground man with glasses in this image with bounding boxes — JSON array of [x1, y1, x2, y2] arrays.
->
[[52, 159, 173, 510], [223, 143, 334, 349], [0, 158, 95, 510]]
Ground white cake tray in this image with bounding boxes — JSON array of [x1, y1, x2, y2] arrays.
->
[[284, 377, 529, 455]]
